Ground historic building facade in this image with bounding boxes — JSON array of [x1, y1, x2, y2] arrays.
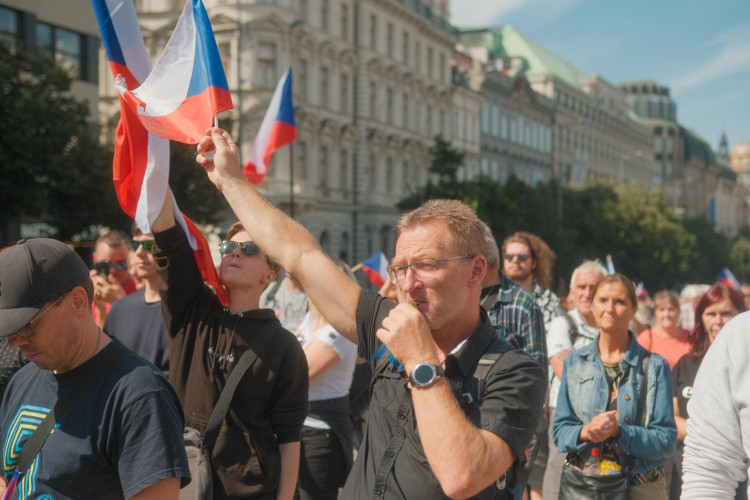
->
[[107, 0, 456, 264], [458, 26, 656, 190]]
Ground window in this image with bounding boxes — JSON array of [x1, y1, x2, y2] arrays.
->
[[0, 6, 17, 49], [426, 106, 433, 136], [427, 47, 433, 79], [403, 92, 409, 129], [319, 66, 329, 106], [369, 81, 377, 119], [299, 0, 307, 21], [481, 103, 490, 133], [439, 53, 445, 84], [491, 105, 499, 136], [340, 149, 350, 190], [36, 22, 52, 52], [369, 153, 377, 187], [256, 42, 276, 88], [386, 88, 393, 124], [55, 28, 82, 79], [296, 142, 307, 180], [341, 3, 349, 41], [297, 60, 307, 102], [218, 41, 232, 80], [414, 40, 421, 73], [402, 31, 409, 65], [387, 23, 393, 58], [319, 146, 329, 187], [321, 0, 328, 31], [340, 74, 349, 113], [369, 14, 376, 50], [386, 158, 394, 191]]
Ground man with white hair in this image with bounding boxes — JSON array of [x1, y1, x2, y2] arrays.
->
[[542, 259, 607, 500]]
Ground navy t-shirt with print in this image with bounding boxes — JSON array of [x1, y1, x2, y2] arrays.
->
[[0, 340, 190, 499]]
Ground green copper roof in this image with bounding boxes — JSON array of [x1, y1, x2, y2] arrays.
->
[[458, 26, 589, 90]]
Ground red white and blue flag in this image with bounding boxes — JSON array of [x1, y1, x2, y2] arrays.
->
[[92, 0, 227, 305], [243, 69, 296, 185], [111, 0, 232, 144], [717, 267, 740, 290], [361, 252, 389, 288]]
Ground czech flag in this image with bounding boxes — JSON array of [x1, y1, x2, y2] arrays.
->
[[604, 254, 615, 275], [361, 252, 389, 288], [92, 0, 227, 305], [112, 0, 232, 144], [716, 267, 740, 290], [243, 69, 296, 185]]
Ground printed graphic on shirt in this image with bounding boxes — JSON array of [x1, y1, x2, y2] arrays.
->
[[3, 405, 52, 498]]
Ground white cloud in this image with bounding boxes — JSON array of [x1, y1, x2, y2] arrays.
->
[[449, 0, 525, 27], [449, 0, 583, 28], [670, 24, 750, 91]]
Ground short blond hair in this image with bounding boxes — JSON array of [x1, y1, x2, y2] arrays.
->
[[396, 199, 485, 257]]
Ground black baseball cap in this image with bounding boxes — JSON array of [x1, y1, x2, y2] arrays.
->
[[0, 238, 90, 337]]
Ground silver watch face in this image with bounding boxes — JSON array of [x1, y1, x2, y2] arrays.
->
[[412, 363, 437, 386]]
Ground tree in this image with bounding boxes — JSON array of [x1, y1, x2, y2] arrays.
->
[[0, 46, 127, 242], [730, 237, 750, 283]]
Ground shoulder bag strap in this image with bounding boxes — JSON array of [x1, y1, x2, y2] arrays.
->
[[201, 324, 278, 453], [16, 341, 132, 474]]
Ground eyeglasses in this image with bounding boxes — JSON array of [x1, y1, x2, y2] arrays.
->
[[387, 255, 475, 285], [131, 239, 155, 252], [14, 293, 67, 339], [219, 240, 261, 256], [503, 253, 531, 263], [98, 260, 129, 271]]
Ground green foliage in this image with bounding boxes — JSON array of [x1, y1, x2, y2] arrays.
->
[[398, 138, 743, 293], [169, 141, 225, 225], [730, 237, 750, 283], [0, 46, 128, 242]]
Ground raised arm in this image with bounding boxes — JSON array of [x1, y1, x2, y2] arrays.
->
[[196, 128, 361, 343]]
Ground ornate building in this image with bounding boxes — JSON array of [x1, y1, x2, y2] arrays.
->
[[100, 0, 457, 264], [458, 26, 656, 190], [621, 80, 749, 236]]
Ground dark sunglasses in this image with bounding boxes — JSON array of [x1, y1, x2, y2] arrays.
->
[[219, 240, 261, 256], [131, 239, 155, 252], [98, 260, 129, 271], [503, 253, 531, 262]]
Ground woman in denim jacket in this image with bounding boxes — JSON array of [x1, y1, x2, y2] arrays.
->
[[553, 274, 677, 499]]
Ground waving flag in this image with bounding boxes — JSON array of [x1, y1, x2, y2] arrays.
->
[[716, 267, 740, 290], [361, 252, 389, 288], [113, 0, 232, 144], [604, 254, 615, 275], [92, 0, 227, 305], [243, 69, 296, 185]]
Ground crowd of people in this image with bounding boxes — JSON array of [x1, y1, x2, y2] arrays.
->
[[0, 126, 748, 500]]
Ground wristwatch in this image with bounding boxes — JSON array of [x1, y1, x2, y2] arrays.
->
[[409, 362, 445, 388]]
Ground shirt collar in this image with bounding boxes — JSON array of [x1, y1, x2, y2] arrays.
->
[[446, 308, 496, 379]]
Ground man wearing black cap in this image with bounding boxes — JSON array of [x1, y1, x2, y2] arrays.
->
[[0, 238, 189, 499]]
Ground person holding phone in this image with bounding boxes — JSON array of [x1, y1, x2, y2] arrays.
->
[[91, 230, 137, 327]]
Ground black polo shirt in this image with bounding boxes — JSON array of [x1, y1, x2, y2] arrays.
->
[[342, 290, 546, 500]]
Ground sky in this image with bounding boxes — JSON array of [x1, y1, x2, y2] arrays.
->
[[450, 0, 750, 152]]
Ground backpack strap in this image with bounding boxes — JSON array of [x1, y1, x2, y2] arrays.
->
[[202, 324, 277, 454], [456, 334, 514, 406], [562, 312, 580, 346]]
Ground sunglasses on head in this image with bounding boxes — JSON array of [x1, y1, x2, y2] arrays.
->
[[130, 239, 155, 252], [503, 253, 531, 263], [219, 240, 261, 256]]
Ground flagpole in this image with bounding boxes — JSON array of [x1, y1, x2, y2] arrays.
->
[[290, 141, 295, 219]]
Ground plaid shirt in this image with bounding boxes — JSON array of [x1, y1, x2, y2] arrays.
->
[[481, 273, 547, 369], [532, 281, 563, 331]]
